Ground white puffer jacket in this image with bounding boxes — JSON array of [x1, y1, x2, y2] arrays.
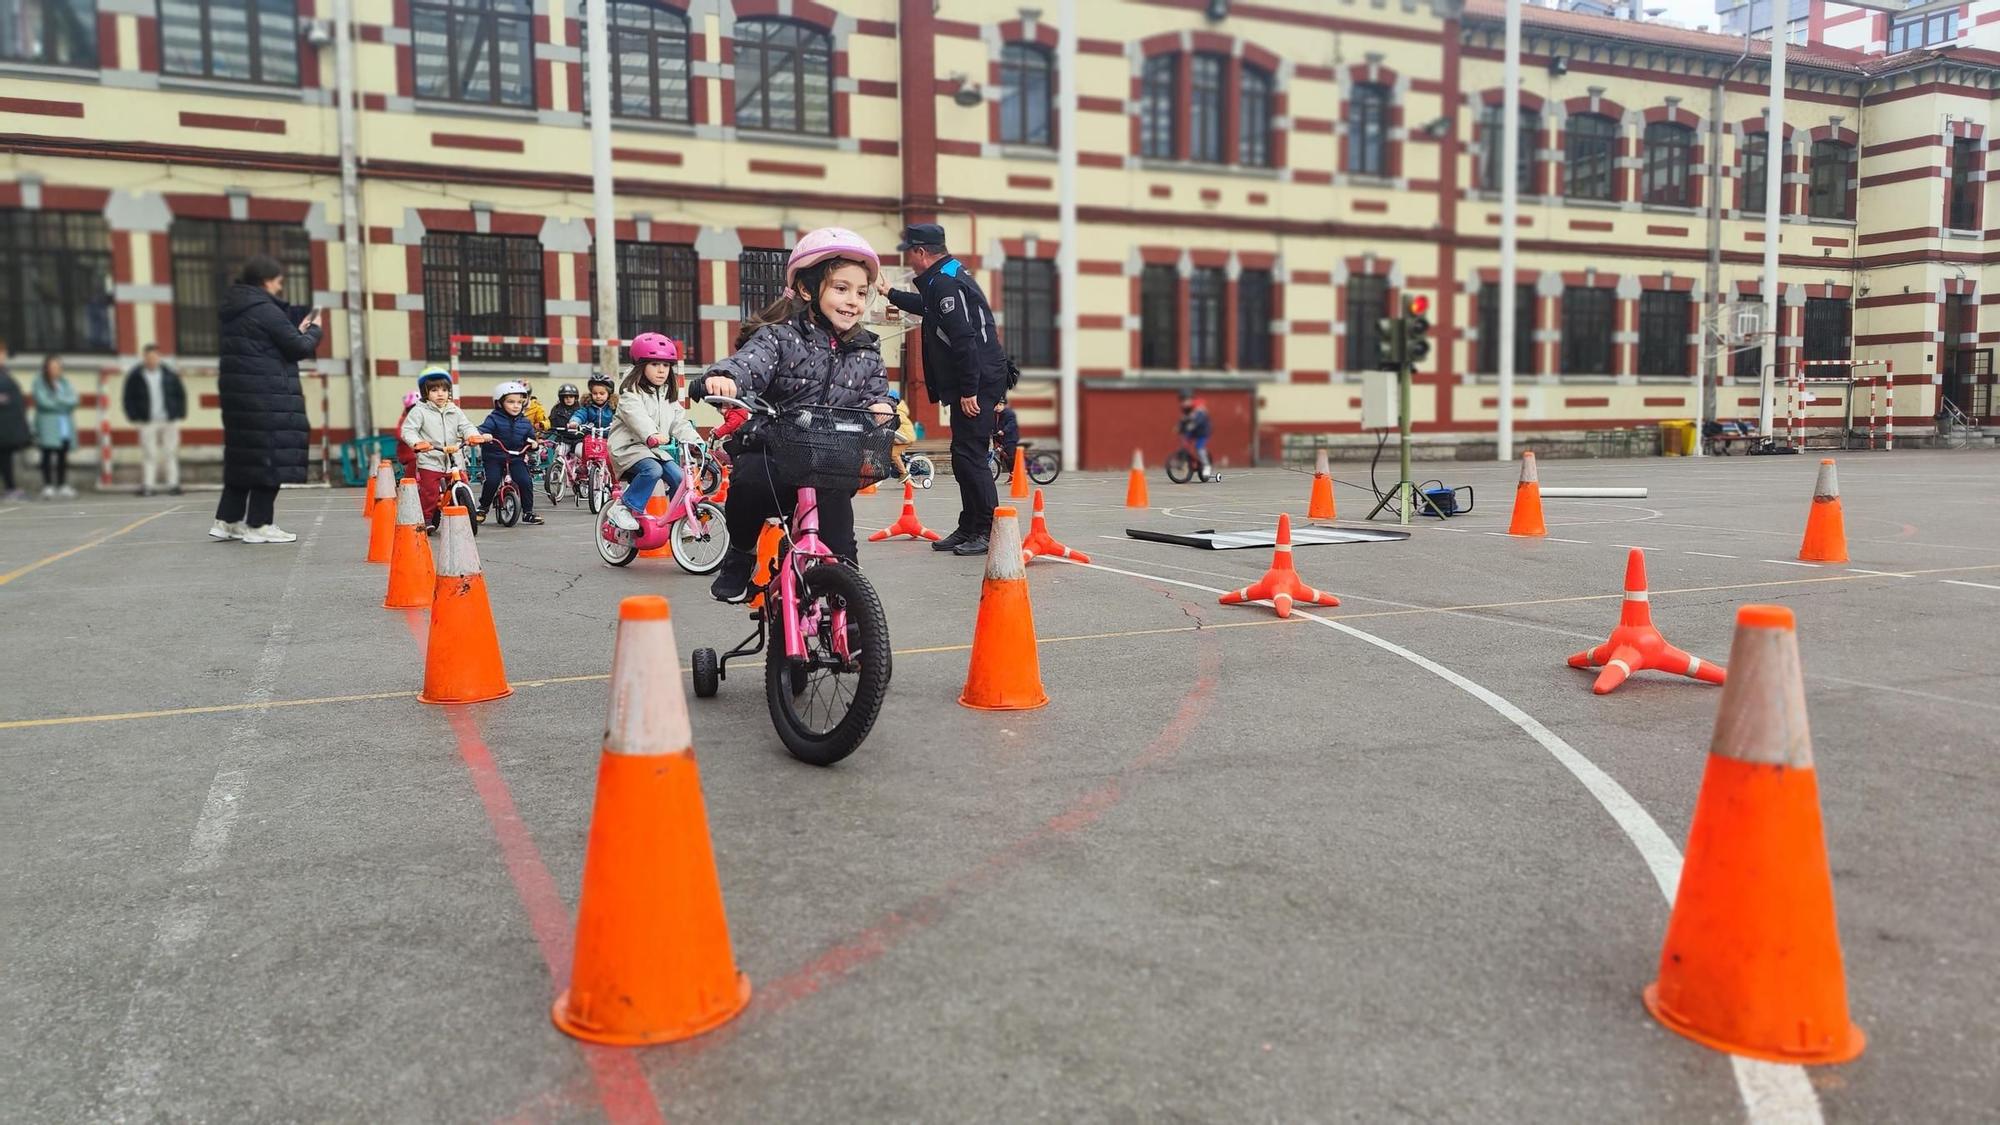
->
[[610, 382, 701, 474]]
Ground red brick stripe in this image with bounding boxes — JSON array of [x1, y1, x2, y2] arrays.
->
[[180, 111, 285, 134], [749, 158, 825, 178], [612, 147, 683, 166], [2, 96, 84, 118], [433, 132, 522, 153]]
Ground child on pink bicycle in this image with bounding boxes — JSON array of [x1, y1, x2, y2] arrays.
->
[[695, 226, 896, 602], [608, 332, 702, 531]]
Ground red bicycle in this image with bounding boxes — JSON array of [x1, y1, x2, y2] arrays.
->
[[545, 423, 615, 512]]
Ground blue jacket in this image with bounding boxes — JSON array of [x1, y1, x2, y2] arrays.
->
[[569, 402, 615, 431], [478, 409, 538, 459]]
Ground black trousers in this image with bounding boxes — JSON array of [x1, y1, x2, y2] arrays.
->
[[722, 451, 857, 561], [39, 444, 69, 488], [216, 485, 277, 527], [949, 399, 999, 535]]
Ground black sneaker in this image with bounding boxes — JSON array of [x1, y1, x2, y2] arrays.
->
[[931, 528, 970, 552], [521, 513, 545, 525], [473, 507, 488, 525], [709, 547, 757, 603], [951, 534, 990, 557]]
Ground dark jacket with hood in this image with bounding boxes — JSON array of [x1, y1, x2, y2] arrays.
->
[[217, 283, 321, 488], [0, 364, 30, 450], [477, 408, 539, 462], [884, 255, 1008, 405], [123, 361, 188, 423]]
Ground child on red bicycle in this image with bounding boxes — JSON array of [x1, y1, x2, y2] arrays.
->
[[476, 380, 544, 525], [400, 366, 482, 529], [695, 226, 895, 603], [608, 333, 701, 531]]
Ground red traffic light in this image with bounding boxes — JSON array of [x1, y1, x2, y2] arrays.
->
[[1407, 294, 1430, 316]]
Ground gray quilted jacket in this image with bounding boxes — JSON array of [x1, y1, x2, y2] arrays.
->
[[705, 311, 891, 412]]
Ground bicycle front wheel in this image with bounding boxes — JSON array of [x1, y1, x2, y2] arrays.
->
[[1165, 450, 1195, 484], [670, 501, 729, 574], [450, 481, 480, 535], [587, 464, 610, 513], [1027, 451, 1061, 485], [496, 487, 520, 527], [906, 454, 935, 489], [545, 455, 566, 503], [766, 563, 890, 767]]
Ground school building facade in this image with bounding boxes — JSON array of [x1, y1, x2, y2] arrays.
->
[[4, 0, 1998, 475]]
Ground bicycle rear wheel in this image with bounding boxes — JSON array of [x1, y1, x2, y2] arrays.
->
[[1027, 451, 1061, 485], [905, 454, 935, 489], [545, 454, 566, 503], [766, 563, 890, 767], [587, 463, 610, 513], [1165, 450, 1195, 484], [670, 501, 729, 574], [496, 486, 520, 527]]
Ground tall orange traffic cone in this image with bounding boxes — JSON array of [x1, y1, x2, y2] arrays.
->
[[1021, 488, 1089, 564], [1507, 451, 1546, 537], [552, 595, 752, 1045], [1306, 448, 1336, 521], [362, 459, 386, 518], [747, 519, 784, 613], [1799, 458, 1848, 563], [639, 481, 672, 558], [1218, 514, 1340, 618], [1008, 446, 1028, 499], [418, 506, 511, 704], [1567, 549, 1725, 694], [1125, 449, 1149, 509], [960, 507, 1048, 710], [383, 478, 436, 609], [869, 481, 942, 542], [366, 461, 398, 563], [1643, 604, 1866, 1065], [712, 464, 731, 503]]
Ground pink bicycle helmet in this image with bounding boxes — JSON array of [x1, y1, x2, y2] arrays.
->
[[787, 227, 880, 292], [403, 391, 421, 409], [629, 332, 680, 363]]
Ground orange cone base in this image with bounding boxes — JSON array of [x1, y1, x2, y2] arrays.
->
[[959, 579, 1048, 711], [383, 526, 436, 609], [1125, 470, 1149, 508], [1567, 633, 1725, 695], [1644, 982, 1865, 1066], [1508, 484, 1546, 537], [1307, 474, 1335, 521], [367, 503, 396, 564], [1022, 526, 1089, 564], [419, 574, 512, 704], [869, 503, 942, 542], [1800, 501, 1848, 563], [1219, 571, 1339, 619]]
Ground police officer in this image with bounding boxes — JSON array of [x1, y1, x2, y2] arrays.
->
[[880, 223, 1010, 556]]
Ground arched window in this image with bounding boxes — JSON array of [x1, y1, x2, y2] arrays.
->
[[734, 18, 831, 134], [1479, 104, 1539, 193], [1643, 121, 1695, 206], [997, 42, 1052, 146], [1565, 114, 1618, 201], [1238, 63, 1273, 167], [1347, 83, 1390, 176], [1189, 52, 1227, 163], [1140, 53, 1177, 159], [601, 1, 690, 122], [1808, 139, 1854, 220]]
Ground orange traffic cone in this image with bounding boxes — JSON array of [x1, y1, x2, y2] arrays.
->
[[1507, 451, 1546, 537], [747, 519, 784, 613], [1218, 514, 1339, 618], [860, 477, 880, 496], [1021, 489, 1089, 564], [366, 461, 398, 563], [639, 482, 671, 558], [383, 478, 436, 609], [869, 481, 942, 542], [1643, 604, 1866, 1065], [418, 505, 511, 704], [1307, 448, 1336, 521], [712, 465, 731, 503], [362, 458, 386, 518], [960, 507, 1048, 710], [552, 595, 752, 1045], [1008, 446, 1028, 499], [1799, 458, 1848, 563], [1567, 549, 1725, 694], [1125, 449, 1149, 508]]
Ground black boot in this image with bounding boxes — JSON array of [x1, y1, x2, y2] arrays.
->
[[709, 547, 757, 603], [931, 527, 970, 552]]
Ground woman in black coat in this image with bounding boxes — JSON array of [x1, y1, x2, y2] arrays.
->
[[210, 256, 321, 543]]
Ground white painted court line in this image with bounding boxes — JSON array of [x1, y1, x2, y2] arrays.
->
[[1058, 556, 1820, 1125], [1611, 543, 1659, 551], [1685, 551, 1738, 560], [1941, 579, 2000, 592], [1763, 560, 1821, 568], [1847, 569, 1913, 579], [1547, 537, 1591, 544]]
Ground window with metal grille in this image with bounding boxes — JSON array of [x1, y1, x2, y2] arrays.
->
[[1347, 83, 1389, 176], [1740, 132, 1768, 213], [1638, 291, 1691, 376], [1560, 287, 1614, 375], [1950, 138, 1980, 231], [1140, 264, 1178, 369], [997, 42, 1052, 146], [1189, 53, 1226, 164], [0, 209, 115, 353], [1477, 283, 1535, 375], [412, 0, 533, 107], [585, 0, 690, 122], [1803, 297, 1850, 362], [1643, 122, 1694, 206], [159, 0, 297, 85], [2, 0, 97, 64], [169, 219, 312, 356], [1001, 258, 1055, 369], [1808, 140, 1852, 220], [1238, 64, 1272, 167], [1237, 269, 1272, 370], [592, 242, 700, 363], [1189, 267, 1224, 368], [734, 18, 831, 135], [737, 248, 788, 320], [1565, 114, 1618, 201], [1733, 295, 1765, 382], [1345, 275, 1388, 371], [1141, 53, 1178, 159], [1478, 105, 1538, 194], [421, 232, 545, 360]]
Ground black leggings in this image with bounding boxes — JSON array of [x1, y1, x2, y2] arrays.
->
[[40, 444, 69, 488], [722, 451, 856, 561], [216, 485, 278, 527], [1, 448, 16, 491]]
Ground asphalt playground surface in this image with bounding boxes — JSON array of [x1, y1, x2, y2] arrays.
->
[[2, 450, 1996, 1123]]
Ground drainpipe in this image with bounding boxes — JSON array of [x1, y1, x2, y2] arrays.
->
[[333, 0, 369, 438], [1702, 30, 1754, 452], [1757, 0, 1790, 436]]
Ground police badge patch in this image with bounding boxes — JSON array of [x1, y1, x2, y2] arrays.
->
[[941, 295, 957, 313]]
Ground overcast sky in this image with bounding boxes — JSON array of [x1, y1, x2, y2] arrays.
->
[[1644, 0, 1732, 32]]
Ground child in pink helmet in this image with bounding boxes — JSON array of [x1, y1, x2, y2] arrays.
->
[[607, 332, 702, 527]]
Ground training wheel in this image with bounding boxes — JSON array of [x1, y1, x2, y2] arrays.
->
[[692, 647, 720, 698]]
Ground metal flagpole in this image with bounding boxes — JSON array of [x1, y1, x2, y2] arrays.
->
[[1057, 0, 1080, 472], [1758, 0, 1788, 436], [1498, 0, 1521, 463], [586, 0, 619, 377]]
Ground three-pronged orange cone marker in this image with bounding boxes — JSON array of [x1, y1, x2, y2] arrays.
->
[[418, 506, 510, 704], [1567, 548, 1726, 694], [1125, 449, 1149, 508], [383, 478, 436, 609], [1021, 488, 1090, 564], [1644, 604, 1866, 1065], [366, 461, 398, 563], [1008, 446, 1028, 499], [1507, 451, 1547, 537], [1799, 458, 1848, 563], [869, 481, 942, 542], [960, 507, 1049, 710], [639, 483, 672, 558], [1218, 514, 1340, 619], [1307, 448, 1336, 521], [552, 595, 752, 1046]]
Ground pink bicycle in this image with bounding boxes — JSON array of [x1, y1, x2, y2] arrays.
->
[[594, 442, 727, 573], [689, 393, 894, 766]]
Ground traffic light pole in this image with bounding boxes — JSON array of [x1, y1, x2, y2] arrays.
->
[[1366, 296, 1449, 525]]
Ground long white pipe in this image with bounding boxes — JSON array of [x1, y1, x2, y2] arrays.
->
[[1758, 0, 1788, 436], [1057, 0, 1079, 472], [1498, 0, 1521, 462], [585, 0, 618, 376], [334, 0, 369, 438]]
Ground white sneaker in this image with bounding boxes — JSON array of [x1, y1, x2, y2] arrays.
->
[[208, 520, 246, 541], [40, 485, 55, 499], [608, 504, 640, 532], [242, 524, 297, 544], [57, 484, 76, 499]]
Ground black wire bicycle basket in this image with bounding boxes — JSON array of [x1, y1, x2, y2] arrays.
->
[[761, 404, 897, 493]]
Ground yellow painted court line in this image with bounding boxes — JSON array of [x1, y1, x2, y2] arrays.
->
[[0, 507, 179, 587]]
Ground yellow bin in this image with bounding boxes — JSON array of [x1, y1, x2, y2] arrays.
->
[[1660, 419, 1696, 456]]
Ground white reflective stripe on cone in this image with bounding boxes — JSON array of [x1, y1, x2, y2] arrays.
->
[[604, 610, 692, 758]]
